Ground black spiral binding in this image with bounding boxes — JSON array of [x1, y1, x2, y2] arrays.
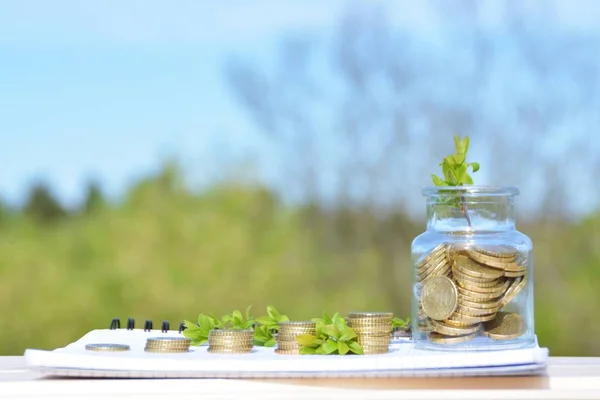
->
[[144, 320, 153, 332], [110, 318, 120, 330], [109, 318, 188, 334]]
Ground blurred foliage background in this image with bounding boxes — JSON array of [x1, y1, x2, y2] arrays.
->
[[1, 0, 600, 356]]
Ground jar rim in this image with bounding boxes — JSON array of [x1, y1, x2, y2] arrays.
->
[[422, 185, 519, 197]]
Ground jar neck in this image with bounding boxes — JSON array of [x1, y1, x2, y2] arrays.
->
[[426, 195, 516, 233]]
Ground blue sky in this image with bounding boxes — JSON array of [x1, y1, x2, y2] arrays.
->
[[0, 0, 351, 207], [1, 0, 599, 212]]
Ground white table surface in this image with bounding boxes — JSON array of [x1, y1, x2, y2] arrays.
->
[[2, 356, 600, 399]]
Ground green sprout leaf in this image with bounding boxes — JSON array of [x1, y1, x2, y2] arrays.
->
[[431, 135, 480, 217]]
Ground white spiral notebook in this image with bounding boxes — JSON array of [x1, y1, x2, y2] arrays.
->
[[24, 328, 549, 378]]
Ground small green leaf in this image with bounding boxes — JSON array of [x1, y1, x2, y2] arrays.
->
[[348, 341, 364, 355], [198, 315, 216, 331], [232, 310, 243, 323], [264, 338, 277, 347], [255, 316, 276, 326], [463, 173, 473, 184], [462, 136, 470, 154], [299, 346, 318, 355], [296, 333, 318, 347], [470, 162, 480, 172], [245, 305, 253, 322], [278, 314, 290, 323], [266, 305, 279, 319], [321, 339, 338, 354], [184, 320, 200, 331], [339, 328, 357, 342], [455, 163, 467, 182], [337, 341, 349, 355], [321, 325, 340, 339], [431, 174, 445, 186]]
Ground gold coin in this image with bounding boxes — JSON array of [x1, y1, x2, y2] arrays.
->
[[347, 311, 394, 319], [274, 349, 301, 355], [277, 328, 316, 334], [276, 334, 314, 342], [430, 320, 480, 336], [483, 312, 526, 340], [457, 279, 510, 295], [145, 343, 192, 348], [467, 250, 519, 270], [452, 269, 499, 284], [455, 275, 501, 289], [454, 255, 505, 279], [455, 303, 498, 317], [456, 277, 508, 292], [209, 329, 253, 336], [419, 261, 452, 282], [459, 297, 502, 310], [442, 318, 477, 328], [457, 286, 504, 301], [145, 348, 189, 353], [420, 276, 458, 321], [417, 258, 447, 282], [275, 343, 301, 351], [416, 243, 448, 268], [450, 311, 497, 324], [500, 277, 527, 307], [279, 321, 316, 327], [207, 348, 253, 354], [504, 269, 526, 278], [85, 343, 130, 352], [428, 331, 478, 344], [347, 318, 392, 325], [146, 337, 192, 343], [472, 245, 518, 259]]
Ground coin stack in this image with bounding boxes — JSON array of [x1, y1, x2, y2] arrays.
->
[[275, 321, 316, 355], [417, 243, 528, 345], [144, 337, 191, 353], [207, 329, 254, 354], [347, 312, 393, 354], [85, 343, 130, 352]]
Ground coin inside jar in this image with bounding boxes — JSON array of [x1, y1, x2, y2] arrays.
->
[[420, 276, 458, 321]]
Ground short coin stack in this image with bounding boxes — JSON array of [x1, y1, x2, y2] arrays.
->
[[207, 329, 254, 354], [347, 312, 393, 354], [275, 321, 316, 355], [144, 337, 191, 353], [85, 343, 130, 352], [417, 243, 528, 345]]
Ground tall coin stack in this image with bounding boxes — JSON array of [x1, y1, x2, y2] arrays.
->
[[347, 312, 393, 354], [144, 337, 191, 353], [417, 243, 528, 345], [207, 329, 254, 354], [275, 321, 316, 355]]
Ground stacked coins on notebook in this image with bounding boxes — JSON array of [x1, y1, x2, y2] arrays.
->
[[207, 329, 254, 354], [275, 321, 316, 355], [346, 312, 393, 354], [144, 337, 191, 353], [85, 343, 130, 352]]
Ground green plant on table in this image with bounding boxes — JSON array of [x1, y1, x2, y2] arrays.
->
[[253, 305, 290, 347], [183, 305, 254, 346], [295, 312, 363, 355]]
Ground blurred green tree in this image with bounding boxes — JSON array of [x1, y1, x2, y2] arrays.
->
[[22, 182, 67, 224], [82, 181, 106, 214]]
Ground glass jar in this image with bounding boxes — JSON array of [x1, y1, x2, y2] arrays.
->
[[411, 186, 535, 350]]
